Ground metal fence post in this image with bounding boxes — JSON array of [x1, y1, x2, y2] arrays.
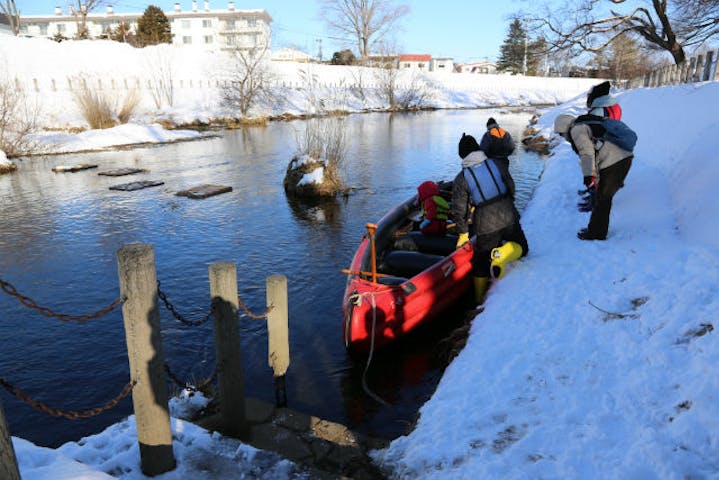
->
[[117, 243, 176, 476], [0, 399, 20, 480], [209, 262, 246, 437]]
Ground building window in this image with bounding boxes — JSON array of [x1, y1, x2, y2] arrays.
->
[[183, 36, 192, 44], [419, 63, 425, 68], [39, 24, 48, 35], [202, 19, 211, 28], [204, 35, 213, 44], [226, 35, 236, 46], [182, 20, 191, 29], [404, 63, 410, 68], [225, 20, 236, 30], [57, 24, 66, 33], [247, 18, 256, 27]]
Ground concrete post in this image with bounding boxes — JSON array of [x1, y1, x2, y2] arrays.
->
[[0, 399, 20, 480], [209, 262, 246, 436], [714, 49, 719, 81], [703, 51, 714, 81], [266, 275, 289, 378], [694, 55, 704, 82], [117, 243, 176, 476]]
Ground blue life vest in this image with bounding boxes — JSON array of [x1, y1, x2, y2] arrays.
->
[[462, 159, 508, 206]]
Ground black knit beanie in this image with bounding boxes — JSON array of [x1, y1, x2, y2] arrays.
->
[[486, 117, 499, 130], [458, 133, 480, 159], [587, 81, 611, 107]]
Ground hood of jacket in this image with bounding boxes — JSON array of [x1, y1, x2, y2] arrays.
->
[[417, 180, 440, 201], [461, 150, 488, 168]]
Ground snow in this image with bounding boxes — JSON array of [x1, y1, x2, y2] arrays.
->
[[3, 36, 718, 479], [298, 166, 324, 186]]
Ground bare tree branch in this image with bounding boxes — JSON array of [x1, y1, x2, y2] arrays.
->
[[0, 0, 20, 35], [320, 0, 409, 63], [530, 0, 719, 65]]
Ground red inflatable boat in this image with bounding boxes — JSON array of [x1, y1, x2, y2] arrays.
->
[[342, 185, 474, 354]]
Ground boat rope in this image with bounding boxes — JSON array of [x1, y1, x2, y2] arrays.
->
[[361, 293, 390, 406]]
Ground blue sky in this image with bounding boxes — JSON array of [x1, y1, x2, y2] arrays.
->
[[14, 0, 524, 63]]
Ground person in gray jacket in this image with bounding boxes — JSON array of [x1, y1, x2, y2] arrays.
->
[[554, 114, 633, 240], [452, 133, 528, 303]]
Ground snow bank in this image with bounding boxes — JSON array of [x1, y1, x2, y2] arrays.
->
[[374, 82, 719, 479]]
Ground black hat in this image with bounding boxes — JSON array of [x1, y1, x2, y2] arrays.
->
[[587, 81, 611, 107], [486, 117, 499, 130], [458, 133, 480, 159]]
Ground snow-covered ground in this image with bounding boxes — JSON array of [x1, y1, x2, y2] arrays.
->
[[2, 35, 718, 479]]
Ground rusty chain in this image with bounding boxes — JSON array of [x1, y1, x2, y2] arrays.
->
[[157, 280, 213, 327], [0, 377, 135, 420], [0, 277, 124, 323], [163, 362, 217, 393], [238, 294, 273, 319]]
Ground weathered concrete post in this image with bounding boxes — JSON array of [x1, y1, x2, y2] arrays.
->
[[704, 51, 714, 81], [0, 399, 20, 480], [714, 49, 719, 81], [267, 275, 289, 407], [209, 262, 246, 436], [267, 275, 289, 377], [694, 55, 704, 82], [117, 243, 176, 476]]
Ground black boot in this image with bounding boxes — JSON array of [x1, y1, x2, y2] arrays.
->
[[577, 228, 606, 241]]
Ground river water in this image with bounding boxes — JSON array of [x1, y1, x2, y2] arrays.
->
[[0, 109, 543, 448]]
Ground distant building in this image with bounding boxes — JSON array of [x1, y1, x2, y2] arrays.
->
[[17, 1, 271, 52], [430, 57, 454, 72], [398, 54, 431, 71], [271, 47, 311, 62], [457, 61, 497, 74]]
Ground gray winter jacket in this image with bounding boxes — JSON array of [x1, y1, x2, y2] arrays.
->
[[451, 151, 516, 237], [568, 122, 633, 178]]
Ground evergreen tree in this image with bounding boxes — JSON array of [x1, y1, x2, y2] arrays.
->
[[497, 18, 527, 74], [136, 5, 172, 47]]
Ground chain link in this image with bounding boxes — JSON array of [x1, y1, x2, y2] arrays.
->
[[238, 294, 273, 319], [157, 280, 213, 327], [0, 377, 135, 420], [0, 277, 124, 323], [163, 363, 217, 393]]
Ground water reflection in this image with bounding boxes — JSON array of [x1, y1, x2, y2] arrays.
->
[[0, 109, 543, 447]]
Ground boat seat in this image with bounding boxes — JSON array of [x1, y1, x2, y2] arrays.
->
[[380, 251, 444, 278], [393, 231, 458, 256], [377, 276, 408, 286]]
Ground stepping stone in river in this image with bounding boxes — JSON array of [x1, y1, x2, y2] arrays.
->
[[98, 168, 148, 177], [52, 164, 98, 173], [176, 184, 233, 199], [109, 180, 164, 191]]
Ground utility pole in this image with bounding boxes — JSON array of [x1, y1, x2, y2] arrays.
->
[[316, 38, 323, 62], [522, 18, 528, 75]]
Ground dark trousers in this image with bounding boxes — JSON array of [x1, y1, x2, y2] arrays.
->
[[473, 219, 529, 277], [588, 156, 633, 239]]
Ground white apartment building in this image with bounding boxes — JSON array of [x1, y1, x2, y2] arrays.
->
[[17, 1, 271, 52]]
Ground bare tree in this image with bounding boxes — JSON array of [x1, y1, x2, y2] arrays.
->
[[372, 42, 400, 108], [0, 75, 40, 156], [0, 0, 19, 35], [68, 0, 106, 39], [142, 45, 175, 109], [531, 0, 719, 66], [320, 0, 409, 63], [221, 46, 274, 117]]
